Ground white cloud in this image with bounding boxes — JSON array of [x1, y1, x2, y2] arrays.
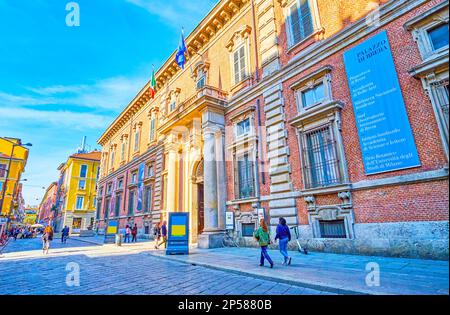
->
[[0, 74, 150, 112], [126, 0, 217, 29], [0, 107, 112, 130]]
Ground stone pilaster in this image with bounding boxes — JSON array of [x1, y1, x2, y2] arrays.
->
[[263, 83, 298, 231], [256, 0, 281, 77]]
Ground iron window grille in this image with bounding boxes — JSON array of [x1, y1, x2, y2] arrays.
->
[[319, 220, 347, 238], [237, 154, 255, 199], [302, 125, 343, 189], [115, 194, 121, 217], [431, 79, 449, 132], [128, 191, 135, 215], [144, 186, 152, 213], [104, 198, 110, 219]]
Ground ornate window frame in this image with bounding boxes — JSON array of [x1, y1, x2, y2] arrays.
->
[[405, 2, 449, 160], [227, 25, 252, 87], [291, 66, 333, 113]]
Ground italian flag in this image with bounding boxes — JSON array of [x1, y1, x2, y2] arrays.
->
[[150, 69, 156, 98]]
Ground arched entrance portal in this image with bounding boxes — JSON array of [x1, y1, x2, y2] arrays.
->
[[192, 159, 204, 243]]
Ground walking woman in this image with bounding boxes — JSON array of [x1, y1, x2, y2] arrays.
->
[[254, 219, 274, 268], [275, 217, 292, 266], [42, 225, 53, 255]]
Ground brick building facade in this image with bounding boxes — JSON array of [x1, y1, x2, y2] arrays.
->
[[96, 0, 449, 259]]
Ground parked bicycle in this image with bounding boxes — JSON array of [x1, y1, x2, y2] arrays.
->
[[222, 230, 239, 248], [290, 225, 308, 254]]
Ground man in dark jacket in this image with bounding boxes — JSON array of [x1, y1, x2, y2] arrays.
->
[[155, 221, 168, 249], [61, 226, 70, 243], [275, 217, 292, 266]]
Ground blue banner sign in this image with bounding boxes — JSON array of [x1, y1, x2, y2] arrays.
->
[[136, 163, 145, 212], [166, 212, 189, 255], [344, 31, 420, 175]]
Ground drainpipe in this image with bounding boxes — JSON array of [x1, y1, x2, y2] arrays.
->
[[251, 0, 260, 83]]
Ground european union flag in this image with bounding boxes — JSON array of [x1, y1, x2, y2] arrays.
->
[[176, 30, 187, 69]]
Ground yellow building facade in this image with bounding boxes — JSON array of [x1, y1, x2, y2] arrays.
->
[[0, 137, 29, 220], [56, 151, 101, 233]]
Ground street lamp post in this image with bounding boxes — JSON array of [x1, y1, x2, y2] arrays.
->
[[0, 140, 32, 224]]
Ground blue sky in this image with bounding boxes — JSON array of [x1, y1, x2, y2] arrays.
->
[[0, 0, 217, 206]]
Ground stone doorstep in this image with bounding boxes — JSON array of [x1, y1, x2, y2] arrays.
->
[[146, 251, 367, 295]]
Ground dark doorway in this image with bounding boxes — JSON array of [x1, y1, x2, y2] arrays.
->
[[197, 183, 204, 235]]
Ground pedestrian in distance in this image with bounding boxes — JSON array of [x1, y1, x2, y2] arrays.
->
[[254, 219, 274, 268], [155, 221, 168, 249], [61, 226, 70, 244], [275, 217, 292, 266], [154, 223, 161, 249], [42, 225, 53, 255], [131, 224, 138, 243], [124, 225, 131, 243]]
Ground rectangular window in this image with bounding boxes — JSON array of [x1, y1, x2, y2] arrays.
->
[[96, 199, 102, 219], [301, 82, 325, 108], [144, 186, 152, 213], [107, 184, 112, 194], [169, 102, 176, 112], [134, 131, 140, 152], [115, 194, 121, 217], [104, 198, 110, 219], [128, 190, 135, 215], [148, 165, 154, 178], [236, 118, 251, 137], [196, 72, 206, 89], [118, 179, 123, 189], [241, 223, 255, 237], [79, 165, 88, 178], [237, 154, 255, 199], [150, 118, 156, 141], [302, 126, 342, 189], [319, 220, 346, 238], [78, 179, 86, 190], [288, 0, 314, 46], [233, 45, 247, 84], [76, 196, 84, 210], [72, 218, 82, 231], [121, 142, 126, 161], [0, 163, 6, 178], [131, 172, 137, 184], [428, 23, 449, 51], [110, 151, 115, 169]]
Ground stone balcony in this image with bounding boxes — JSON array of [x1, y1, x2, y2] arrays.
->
[[158, 85, 228, 134]]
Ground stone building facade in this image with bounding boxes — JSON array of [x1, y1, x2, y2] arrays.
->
[[96, 0, 449, 259]]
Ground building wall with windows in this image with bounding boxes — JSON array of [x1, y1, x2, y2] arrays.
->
[[97, 0, 449, 258], [57, 151, 101, 234], [37, 182, 57, 225], [0, 137, 29, 219]]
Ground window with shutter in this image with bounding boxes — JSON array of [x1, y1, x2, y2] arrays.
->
[[233, 44, 247, 84], [288, 0, 314, 47]]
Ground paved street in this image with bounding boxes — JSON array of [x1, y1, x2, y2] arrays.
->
[[0, 238, 330, 295]]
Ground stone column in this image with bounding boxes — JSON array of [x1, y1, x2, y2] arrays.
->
[[165, 146, 178, 213], [215, 128, 226, 231], [203, 126, 218, 232], [198, 109, 226, 248]]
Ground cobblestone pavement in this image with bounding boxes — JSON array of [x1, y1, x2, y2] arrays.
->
[[0, 238, 332, 295]]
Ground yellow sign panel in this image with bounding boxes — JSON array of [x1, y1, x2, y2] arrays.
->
[[172, 225, 186, 237], [107, 226, 118, 234]]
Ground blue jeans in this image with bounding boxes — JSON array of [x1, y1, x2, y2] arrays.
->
[[279, 238, 289, 263], [124, 234, 131, 243], [260, 246, 274, 266]]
